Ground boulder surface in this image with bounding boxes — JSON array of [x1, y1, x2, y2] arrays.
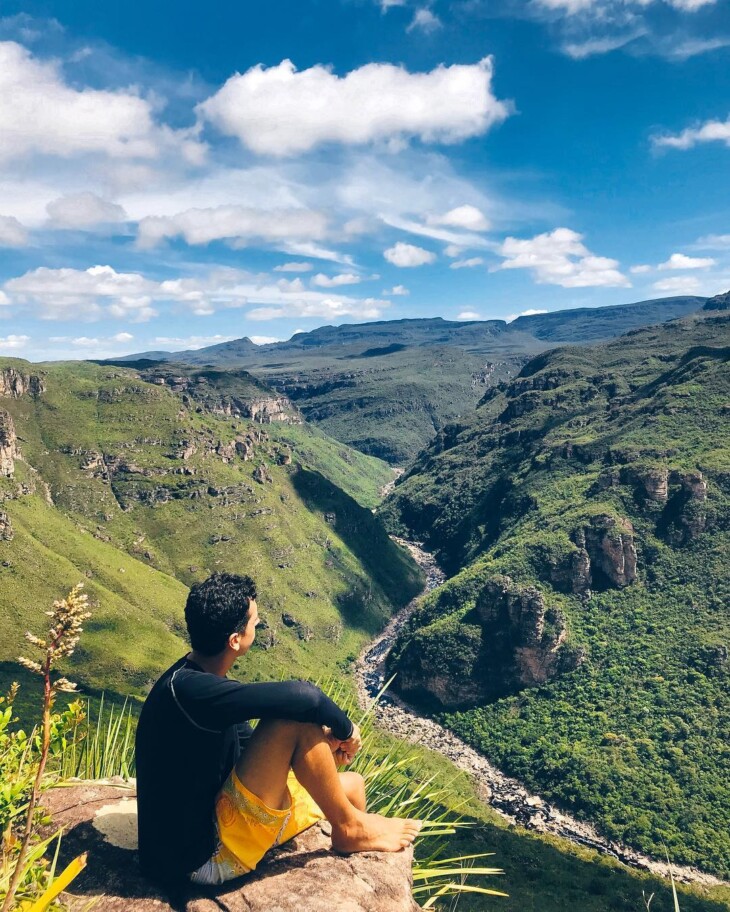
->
[[44, 783, 418, 912]]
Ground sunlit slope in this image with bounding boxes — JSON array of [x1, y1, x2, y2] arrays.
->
[[0, 358, 421, 699]]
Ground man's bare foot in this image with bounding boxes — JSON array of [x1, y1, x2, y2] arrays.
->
[[331, 810, 422, 854]]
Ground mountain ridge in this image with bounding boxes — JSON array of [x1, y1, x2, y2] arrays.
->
[[112, 295, 707, 465]]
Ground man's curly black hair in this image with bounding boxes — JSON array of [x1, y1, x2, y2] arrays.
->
[[185, 572, 257, 656]]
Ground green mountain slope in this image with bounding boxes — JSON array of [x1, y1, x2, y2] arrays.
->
[[380, 300, 730, 875], [0, 357, 421, 701], [120, 296, 706, 464]]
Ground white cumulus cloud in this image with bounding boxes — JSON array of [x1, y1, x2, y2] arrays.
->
[[506, 308, 549, 322], [3, 264, 391, 325], [428, 204, 489, 231], [197, 57, 509, 157], [5, 265, 159, 322], [451, 257, 485, 269], [407, 8, 442, 32], [250, 335, 281, 345], [456, 310, 482, 320], [383, 284, 410, 295], [496, 228, 630, 288], [0, 334, 30, 350], [0, 41, 204, 164], [46, 192, 127, 228], [384, 241, 437, 267], [652, 275, 702, 293], [274, 262, 314, 273], [311, 273, 362, 288], [658, 253, 716, 270]]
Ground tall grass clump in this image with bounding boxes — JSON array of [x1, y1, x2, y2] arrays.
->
[[322, 677, 507, 908]]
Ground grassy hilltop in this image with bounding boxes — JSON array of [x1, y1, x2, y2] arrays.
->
[[381, 301, 730, 875], [0, 357, 422, 702]]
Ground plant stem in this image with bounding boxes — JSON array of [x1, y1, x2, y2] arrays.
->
[[1, 654, 53, 912]]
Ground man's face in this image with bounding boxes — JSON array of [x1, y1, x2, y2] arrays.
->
[[236, 598, 259, 654]]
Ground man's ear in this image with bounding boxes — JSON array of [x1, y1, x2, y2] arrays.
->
[[228, 630, 242, 652]]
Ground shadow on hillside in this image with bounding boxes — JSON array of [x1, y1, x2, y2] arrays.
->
[[291, 466, 423, 631], [0, 661, 139, 728]]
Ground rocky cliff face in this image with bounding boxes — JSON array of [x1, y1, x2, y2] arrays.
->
[[581, 514, 637, 590], [0, 367, 45, 399], [475, 575, 582, 689], [394, 575, 584, 709], [0, 509, 12, 540], [143, 368, 301, 424], [0, 409, 19, 477], [703, 289, 730, 311]]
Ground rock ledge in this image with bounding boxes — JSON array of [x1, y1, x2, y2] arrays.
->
[[44, 783, 417, 912]]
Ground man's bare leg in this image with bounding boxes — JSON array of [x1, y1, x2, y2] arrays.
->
[[234, 719, 420, 852], [339, 770, 367, 812]]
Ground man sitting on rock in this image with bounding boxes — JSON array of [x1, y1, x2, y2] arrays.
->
[[135, 572, 421, 889]]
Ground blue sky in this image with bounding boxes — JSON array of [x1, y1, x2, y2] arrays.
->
[[0, 0, 728, 360]]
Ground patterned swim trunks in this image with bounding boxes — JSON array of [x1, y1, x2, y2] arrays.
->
[[190, 768, 324, 885]]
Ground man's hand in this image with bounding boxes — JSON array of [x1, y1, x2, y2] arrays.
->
[[322, 722, 362, 766]]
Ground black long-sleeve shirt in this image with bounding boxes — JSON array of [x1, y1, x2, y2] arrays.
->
[[135, 655, 353, 884]]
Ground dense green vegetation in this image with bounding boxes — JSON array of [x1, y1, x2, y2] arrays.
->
[[382, 305, 730, 875], [122, 296, 706, 464]]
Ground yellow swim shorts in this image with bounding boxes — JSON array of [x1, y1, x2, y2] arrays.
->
[[190, 768, 324, 885]]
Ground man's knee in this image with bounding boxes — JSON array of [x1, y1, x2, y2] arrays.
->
[[257, 718, 324, 744], [340, 771, 367, 810]]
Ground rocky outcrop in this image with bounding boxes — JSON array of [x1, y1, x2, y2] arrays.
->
[[475, 576, 580, 689], [619, 465, 670, 502], [579, 514, 637, 590], [42, 783, 417, 912], [394, 575, 583, 708], [281, 612, 313, 641], [703, 289, 730, 311], [235, 438, 255, 460], [0, 367, 45, 399], [0, 509, 12, 540], [660, 469, 708, 544], [0, 410, 19, 477], [253, 463, 272, 484]]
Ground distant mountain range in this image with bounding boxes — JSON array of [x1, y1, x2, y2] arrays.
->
[[118, 295, 706, 464]]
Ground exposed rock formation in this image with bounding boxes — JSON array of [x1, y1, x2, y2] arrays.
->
[[0, 509, 12, 540], [0, 410, 19, 477], [235, 437, 255, 460], [619, 465, 670, 502], [0, 367, 45, 398], [394, 575, 583, 708], [42, 783, 417, 912], [660, 469, 708, 544], [475, 576, 580, 688], [703, 289, 730, 311], [580, 514, 637, 589], [253, 463, 272, 484]]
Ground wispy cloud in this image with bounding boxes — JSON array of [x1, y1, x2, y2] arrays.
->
[[653, 116, 730, 151]]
